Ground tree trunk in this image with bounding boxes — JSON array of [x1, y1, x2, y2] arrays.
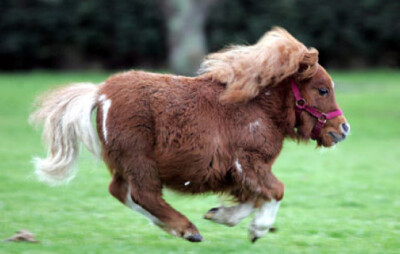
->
[[163, 0, 219, 76]]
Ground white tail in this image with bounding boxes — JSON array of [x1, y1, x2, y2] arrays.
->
[[29, 83, 101, 185]]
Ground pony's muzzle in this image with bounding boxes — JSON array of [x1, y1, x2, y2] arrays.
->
[[329, 122, 350, 143], [340, 122, 351, 136]]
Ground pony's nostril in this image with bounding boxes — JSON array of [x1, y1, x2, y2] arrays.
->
[[341, 123, 350, 134]]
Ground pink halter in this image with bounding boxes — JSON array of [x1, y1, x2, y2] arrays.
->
[[291, 80, 343, 140]]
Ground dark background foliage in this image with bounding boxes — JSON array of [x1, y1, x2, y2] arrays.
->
[[207, 0, 400, 68], [0, 0, 399, 70]]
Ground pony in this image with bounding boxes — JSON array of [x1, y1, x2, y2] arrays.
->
[[30, 27, 350, 243]]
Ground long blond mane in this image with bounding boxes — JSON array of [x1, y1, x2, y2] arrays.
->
[[198, 27, 319, 103]]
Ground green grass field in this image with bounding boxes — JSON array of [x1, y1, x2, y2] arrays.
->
[[1, 70, 400, 254]]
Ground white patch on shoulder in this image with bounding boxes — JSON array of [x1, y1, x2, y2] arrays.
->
[[184, 181, 190, 186], [249, 119, 261, 132], [98, 94, 111, 144], [125, 185, 164, 226], [213, 135, 221, 144], [235, 159, 243, 173]]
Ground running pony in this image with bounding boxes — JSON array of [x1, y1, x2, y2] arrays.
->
[[30, 27, 350, 243]]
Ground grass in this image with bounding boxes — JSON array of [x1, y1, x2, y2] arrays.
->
[[0, 70, 400, 253]]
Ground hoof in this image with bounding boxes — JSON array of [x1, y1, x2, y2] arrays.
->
[[203, 207, 219, 220], [185, 233, 203, 242], [249, 228, 276, 243], [250, 234, 259, 243]]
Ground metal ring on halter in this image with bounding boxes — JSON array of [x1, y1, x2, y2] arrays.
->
[[318, 113, 327, 123], [295, 98, 307, 109]]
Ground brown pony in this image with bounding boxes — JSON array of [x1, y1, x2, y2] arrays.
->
[[30, 27, 350, 243]]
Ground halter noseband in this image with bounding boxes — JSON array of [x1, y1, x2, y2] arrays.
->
[[291, 79, 343, 140]]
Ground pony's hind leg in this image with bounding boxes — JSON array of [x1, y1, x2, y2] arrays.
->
[[108, 173, 162, 225], [108, 168, 202, 242]]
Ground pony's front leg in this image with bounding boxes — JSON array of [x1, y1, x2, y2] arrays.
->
[[203, 200, 255, 226], [249, 198, 281, 242], [248, 171, 284, 243]]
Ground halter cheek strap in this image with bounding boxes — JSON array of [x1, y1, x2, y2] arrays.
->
[[291, 80, 342, 140]]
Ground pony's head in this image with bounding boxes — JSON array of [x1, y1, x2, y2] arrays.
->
[[199, 27, 349, 147], [293, 65, 349, 147]]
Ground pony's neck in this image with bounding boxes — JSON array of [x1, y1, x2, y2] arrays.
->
[[257, 80, 298, 140]]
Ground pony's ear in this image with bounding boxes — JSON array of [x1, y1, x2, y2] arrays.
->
[[296, 48, 319, 80]]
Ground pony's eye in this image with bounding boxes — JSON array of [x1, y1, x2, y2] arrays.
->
[[318, 88, 329, 96]]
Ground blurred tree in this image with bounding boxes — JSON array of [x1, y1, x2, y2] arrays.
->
[[162, 0, 220, 75], [0, 0, 399, 70]]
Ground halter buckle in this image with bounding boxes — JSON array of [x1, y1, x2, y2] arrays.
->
[[295, 98, 307, 109], [318, 113, 327, 123]]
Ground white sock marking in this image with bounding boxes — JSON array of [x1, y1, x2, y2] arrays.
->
[[99, 94, 111, 144], [250, 199, 281, 238], [210, 201, 254, 226], [184, 181, 190, 186]]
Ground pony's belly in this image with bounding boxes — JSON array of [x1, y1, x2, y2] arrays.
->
[[158, 164, 210, 193], [158, 163, 232, 194], [155, 141, 232, 193]]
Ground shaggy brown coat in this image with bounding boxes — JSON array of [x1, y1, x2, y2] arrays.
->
[[31, 28, 348, 242]]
